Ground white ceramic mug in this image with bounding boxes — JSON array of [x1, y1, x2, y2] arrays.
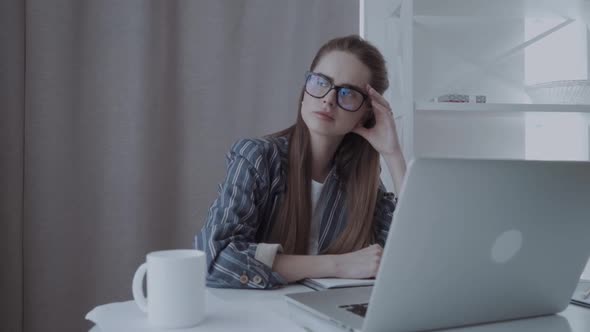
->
[[132, 249, 206, 328]]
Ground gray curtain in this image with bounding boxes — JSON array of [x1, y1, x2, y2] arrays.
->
[[0, 1, 358, 331], [1, 1, 25, 332]]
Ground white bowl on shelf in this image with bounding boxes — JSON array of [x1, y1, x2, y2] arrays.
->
[[525, 80, 590, 104]]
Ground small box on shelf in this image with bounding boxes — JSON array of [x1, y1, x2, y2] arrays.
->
[[430, 94, 487, 103]]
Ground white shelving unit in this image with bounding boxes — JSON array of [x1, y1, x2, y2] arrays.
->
[[361, 0, 590, 163], [416, 102, 590, 113], [363, 0, 590, 277]]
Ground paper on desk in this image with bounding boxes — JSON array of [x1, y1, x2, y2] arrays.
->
[[571, 280, 590, 308], [301, 277, 374, 290], [86, 291, 303, 332]]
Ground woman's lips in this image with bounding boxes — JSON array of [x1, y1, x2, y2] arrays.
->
[[313, 111, 335, 121]]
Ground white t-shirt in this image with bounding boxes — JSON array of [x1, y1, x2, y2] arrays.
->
[[254, 179, 325, 267], [308, 179, 325, 255]]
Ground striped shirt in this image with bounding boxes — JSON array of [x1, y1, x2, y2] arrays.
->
[[194, 136, 397, 289]]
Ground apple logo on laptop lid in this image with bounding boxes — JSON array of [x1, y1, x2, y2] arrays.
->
[[491, 230, 523, 264]]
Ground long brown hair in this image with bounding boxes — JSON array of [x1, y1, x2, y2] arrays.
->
[[269, 35, 389, 255]]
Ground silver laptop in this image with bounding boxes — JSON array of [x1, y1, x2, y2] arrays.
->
[[285, 158, 590, 332]]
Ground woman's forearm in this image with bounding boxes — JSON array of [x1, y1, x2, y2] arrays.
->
[[273, 254, 337, 283], [273, 244, 384, 282]]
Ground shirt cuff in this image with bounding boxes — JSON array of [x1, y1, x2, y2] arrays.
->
[[254, 243, 283, 268]]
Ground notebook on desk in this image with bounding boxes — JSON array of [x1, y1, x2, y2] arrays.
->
[[571, 280, 590, 308], [300, 278, 374, 290], [286, 158, 590, 332]]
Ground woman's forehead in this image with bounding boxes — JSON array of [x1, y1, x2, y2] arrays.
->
[[313, 51, 370, 88]]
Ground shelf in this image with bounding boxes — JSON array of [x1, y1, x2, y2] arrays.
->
[[364, 0, 590, 162], [415, 102, 590, 113], [413, 15, 524, 25], [412, 0, 585, 21]]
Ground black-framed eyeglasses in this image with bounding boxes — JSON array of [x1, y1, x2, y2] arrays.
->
[[304, 71, 368, 112]]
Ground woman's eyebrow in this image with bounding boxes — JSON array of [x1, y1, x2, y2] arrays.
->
[[339, 83, 364, 92], [318, 72, 364, 92]]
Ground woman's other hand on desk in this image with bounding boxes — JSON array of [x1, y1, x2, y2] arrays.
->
[[333, 244, 383, 279], [273, 244, 383, 283]]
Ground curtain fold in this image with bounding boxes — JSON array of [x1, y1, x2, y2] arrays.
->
[[0, 0, 25, 331], [15, 1, 358, 331]]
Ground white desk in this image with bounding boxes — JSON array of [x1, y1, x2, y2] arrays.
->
[[89, 285, 313, 332], [89, 285, 590, 332]]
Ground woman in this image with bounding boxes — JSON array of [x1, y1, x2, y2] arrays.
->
[[195, 35, 406, 289]]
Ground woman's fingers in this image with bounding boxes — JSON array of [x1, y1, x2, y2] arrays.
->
[[371, 98, 391, 116], [366, 84, 393, 118], [366, 84, 391, 108]]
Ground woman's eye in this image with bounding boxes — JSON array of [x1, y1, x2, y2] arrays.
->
[[317, 79, 329, 87], [339, 88, 352, 97]]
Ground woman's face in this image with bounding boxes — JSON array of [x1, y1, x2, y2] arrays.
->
[[301, 51, 372, 138]]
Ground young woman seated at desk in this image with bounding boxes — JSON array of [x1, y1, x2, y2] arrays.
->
[[196, 35, 406, 289]]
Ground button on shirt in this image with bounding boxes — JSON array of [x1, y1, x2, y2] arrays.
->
[[195, 136, 397, 289]]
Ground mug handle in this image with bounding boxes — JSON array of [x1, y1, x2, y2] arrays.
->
[[132, 263, 148, 313]]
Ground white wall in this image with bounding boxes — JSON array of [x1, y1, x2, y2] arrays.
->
[[415, 111, 525, 159], [372, 4, 590, 190], [413, 19, 528, 103], [525, 19, 588, 85], [412, 18, 528, 159], [524, 20, 589, 161], [525, 112, 590, 161]]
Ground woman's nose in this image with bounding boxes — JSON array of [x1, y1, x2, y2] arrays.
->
[[322, 89, 337, 107]]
